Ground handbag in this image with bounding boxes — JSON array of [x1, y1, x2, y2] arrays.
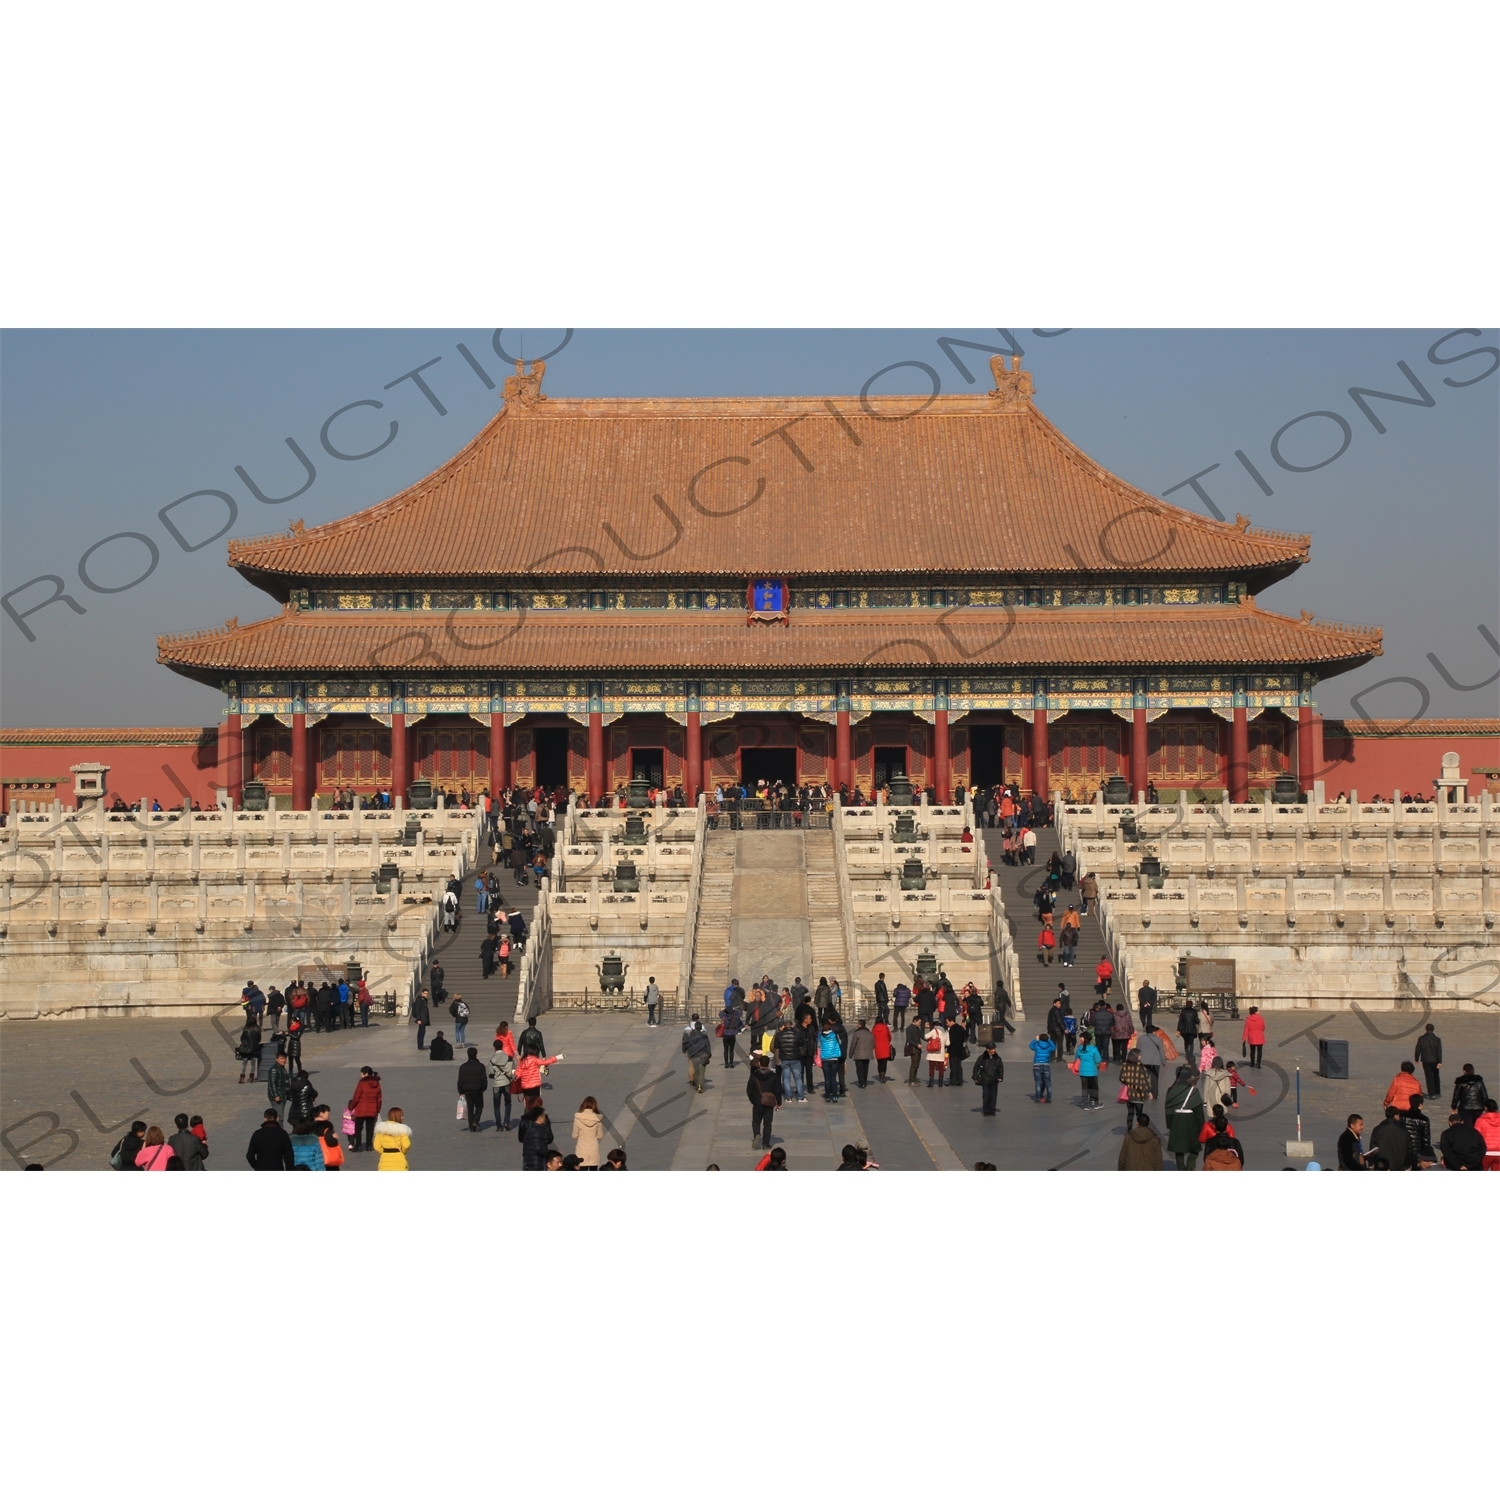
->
[[715, 1022, 725, 1038], [926, 1034, 942, 1053], [456, 1097, 467, 1120], [1117, 1083, 1131, 1103], [1068, 1058, 1081, 1074]]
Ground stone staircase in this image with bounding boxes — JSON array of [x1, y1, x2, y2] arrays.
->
[[982, 822, 1111, 1019], [424, 856, 540, 1037], [685, 828, 735, 1007], [804, 830, 852, 989]]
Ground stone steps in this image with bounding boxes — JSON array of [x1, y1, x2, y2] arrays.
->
[[685, 829, 736, 1004], [804, 831, 851, 986], [982, 823, 1111, 1018]]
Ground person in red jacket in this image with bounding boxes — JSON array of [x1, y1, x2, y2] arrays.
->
[[514, 1050, 563, 1110], [1474, 1099, 1500, 1171], [1094, 957, 1114, 998], [348, 1066, 382, 1153], [1240, 1006, 1266, 1068], [871, 1019, 894, 1083], [1383, 1061, 1424, 1113]]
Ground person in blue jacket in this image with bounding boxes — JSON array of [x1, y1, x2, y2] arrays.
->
[[1075, 1037, 1104, 1110], [1028, 1033, 1056, 1103], [818, 1023, 843, 1101]]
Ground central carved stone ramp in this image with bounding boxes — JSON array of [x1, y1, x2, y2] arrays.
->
[[687, 829, 855, 1009]]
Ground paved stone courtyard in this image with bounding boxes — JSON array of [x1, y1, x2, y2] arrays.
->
[[4, 1001, 1495, 1170]]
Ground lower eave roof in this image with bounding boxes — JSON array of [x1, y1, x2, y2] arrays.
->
[[158, 600, 1381, 684]]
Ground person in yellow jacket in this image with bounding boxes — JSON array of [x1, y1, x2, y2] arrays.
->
[[373, 1106, 412, 1170]]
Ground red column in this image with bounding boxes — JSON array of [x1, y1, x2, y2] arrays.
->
[[291, 713, 310, 810], [218, 713, 242, 807], [835, 710, 851, 794], [490, 714, 507, 795], [1298, 703, 1315, 791], [587, 712, 605, 804], [1230, 706, 1250, 802], [391, 713, 409, 805], [686, 711, 702, 802], [933, 709, 951, 803], [1132, 707, 1149, 798], [1032, 707, 1049, 803]]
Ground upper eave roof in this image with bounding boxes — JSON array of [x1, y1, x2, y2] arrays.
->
[[158, 597, 1380, 684], [226, 359, 1310, 586]]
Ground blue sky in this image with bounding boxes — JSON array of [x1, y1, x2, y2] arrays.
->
[[1, 327, 1495, 727]]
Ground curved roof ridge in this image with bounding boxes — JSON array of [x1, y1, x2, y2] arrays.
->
[[227, 404, 513, 565], [1022, 400, 1311, 556]]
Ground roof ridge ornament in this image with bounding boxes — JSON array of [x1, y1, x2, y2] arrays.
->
[[988, 353, 1034, 406], [503, 359, 548, 411]]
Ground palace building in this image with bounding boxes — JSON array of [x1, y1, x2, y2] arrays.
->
[[156, 355, 1388, 808]]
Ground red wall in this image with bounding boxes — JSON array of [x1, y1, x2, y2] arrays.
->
[[0, 731, 223, 812], [1317, 720, 1499, 801]]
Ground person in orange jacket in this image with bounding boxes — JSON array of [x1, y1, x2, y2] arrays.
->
[[1383, 1061, 1424, 1113]]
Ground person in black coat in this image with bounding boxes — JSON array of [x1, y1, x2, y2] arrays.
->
[[1439, 1113, 1485, 1170], [519, 1107, 554, 1170], [1450, 1064, 1488, 1125], [746, 1054, 783, 1148], [456, 1047, 488, 1131], [428, 1031, 454, 1061], [1413, 1024, 1443, 1099], [246, 1110, 294, 1170], [1336, 1114, 1368, 1170], [237, 1021, 263, 1084], [947, 1020, 969, 1087], [973, 1043, 1005, 1116], [480, 935, 498, 979], [1369, 1106, 1411, 1170], [1176, 1001, 1199, 1065], [1137, 982, 1156, 1031], [286, 1071, 318, 1126], [1400, 1097, 1436, 1167]]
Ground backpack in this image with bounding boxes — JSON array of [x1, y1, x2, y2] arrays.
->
[[109, 1135, 130, 1170]]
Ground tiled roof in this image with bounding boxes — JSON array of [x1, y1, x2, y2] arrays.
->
[[1323, 718, 1500, 739], [0, 726, 214, 745], [227, 361, 1310, 585], [160, 597, 1380, 679]]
